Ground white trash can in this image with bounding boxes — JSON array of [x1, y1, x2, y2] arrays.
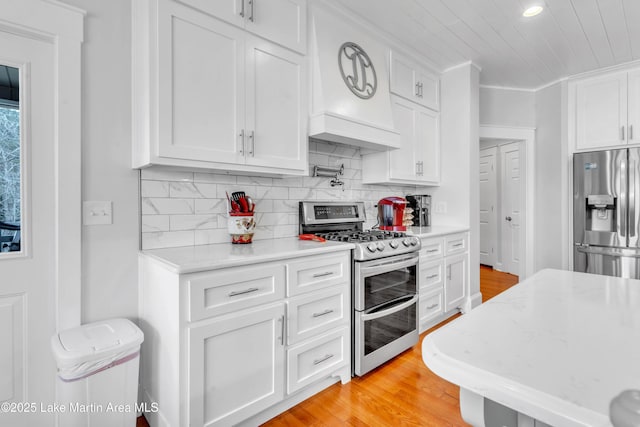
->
[[51, 318, 144, 427]]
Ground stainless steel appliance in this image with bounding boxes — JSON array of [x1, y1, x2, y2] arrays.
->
[[574, 149, 640, 278], [406, 194, 432, 228], [376, 196, 408, 231], [299, 201, 421, 376]]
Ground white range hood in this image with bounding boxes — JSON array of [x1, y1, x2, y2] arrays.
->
[[309, 7, 400, 151]]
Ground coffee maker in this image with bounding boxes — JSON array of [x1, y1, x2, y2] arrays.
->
[[377, 197, 407, 231], [406, 195, 431, 228]]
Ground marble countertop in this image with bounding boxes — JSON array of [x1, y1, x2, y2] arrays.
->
[[423, 269, 640, 427], [406, 225, 469, 238], [140, 238, 354, 274]]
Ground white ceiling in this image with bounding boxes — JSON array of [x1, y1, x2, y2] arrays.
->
[[335, 0, 640, 90]]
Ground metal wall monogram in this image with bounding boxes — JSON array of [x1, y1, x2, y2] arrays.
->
[[338, 42, 377, 99]]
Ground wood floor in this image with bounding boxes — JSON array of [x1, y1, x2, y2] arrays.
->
[[137, 266, 518, 427]]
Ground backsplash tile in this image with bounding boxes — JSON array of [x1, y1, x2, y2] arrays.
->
[[140, 141, 430, 249]]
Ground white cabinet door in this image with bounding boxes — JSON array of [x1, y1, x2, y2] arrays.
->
[[628, 70, 640, 145], [188, 303, 285, 427], [576, 72, 627, 150], [389, 51, 439, 111], [415, 106, 440, 184], [389, 96, 418, 181], [157, 5, 245, 164], [245, 37, 306, 170], [245, 0, 306, 54], [176, 0, 245, 27], [416, 68, 439, 111], [444, 253, 467, 312]]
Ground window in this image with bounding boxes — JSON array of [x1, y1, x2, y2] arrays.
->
[[0, 64, 20, 253]]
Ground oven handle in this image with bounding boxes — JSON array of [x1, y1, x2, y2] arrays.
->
[[359, 253, 419, 278], [361, 294, 417, 321]]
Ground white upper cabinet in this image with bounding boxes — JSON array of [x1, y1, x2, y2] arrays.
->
[[572, 68, 640, 150], [390, 50, 439, 111], [176, 0, 306, 53], [362, 96, 440, 186], [132, 0, 307, 175]]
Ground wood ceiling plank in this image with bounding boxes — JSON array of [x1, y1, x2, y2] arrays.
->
[[596, 0, 633, 64], [621, 0, 640, 59], [569, 0, 616, 68]]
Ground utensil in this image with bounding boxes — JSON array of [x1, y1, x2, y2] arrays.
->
[[246, 195, 255, 212], [299, 234, 326, 243], [231, 191, 249, 212]]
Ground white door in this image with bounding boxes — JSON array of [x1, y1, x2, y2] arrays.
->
[[0, 31, 57, 425], [501, 142, 522, 276], [479, 147, 497, 266], [576, 72, 627, 149]]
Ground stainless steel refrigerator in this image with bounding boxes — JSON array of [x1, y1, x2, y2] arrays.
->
[[574, 148, 640, 278]]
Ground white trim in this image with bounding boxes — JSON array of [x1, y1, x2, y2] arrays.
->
[[567, 59, 640, 83], [444, 60, 482, 74], [480, 85, 536, 93], [479, 125, 536, 279], [534, 77, 568, 92], [0, 0, 84, 331]]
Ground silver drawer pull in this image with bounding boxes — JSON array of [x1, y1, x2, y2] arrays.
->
[[312, 271, 334, 278], [313, 354, 334, 365], [426, 303, 438, 310], [426, 274, 438, 279], [426, 248, 439, 253], [228, 287, 259, 297], [452, 243, 463, 248], [312, 309, 334, 318]]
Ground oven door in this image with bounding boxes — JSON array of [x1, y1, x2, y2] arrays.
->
[[354, 253, 418, 311]]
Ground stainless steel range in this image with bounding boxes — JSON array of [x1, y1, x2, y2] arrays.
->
[[299, 201, 421, 376]]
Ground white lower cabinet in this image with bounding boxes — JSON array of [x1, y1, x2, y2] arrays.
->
[[139, 250, 351, 427], [418, 231, 469, 333]]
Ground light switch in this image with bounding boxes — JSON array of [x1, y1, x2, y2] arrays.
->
[[83, 201, 112, 225], [434, 202, 447, 214]]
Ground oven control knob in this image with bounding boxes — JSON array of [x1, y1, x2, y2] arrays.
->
[[389, 240, 399, 249], [402, 238, 411, 247], [410, 239, 418, 246], [367, 243, 377, 253], [376, 242, 385, 251]]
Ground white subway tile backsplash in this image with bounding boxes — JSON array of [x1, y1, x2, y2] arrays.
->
[[140, 140, 427, 249]]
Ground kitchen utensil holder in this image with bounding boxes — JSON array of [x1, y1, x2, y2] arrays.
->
[[313, 164, 345, 189]]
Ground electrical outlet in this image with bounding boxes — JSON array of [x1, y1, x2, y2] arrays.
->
[[83, 201, 112, 225], [434, 202, 447, 214]]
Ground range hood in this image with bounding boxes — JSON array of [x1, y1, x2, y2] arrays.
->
[[309, 7, 400, 152]]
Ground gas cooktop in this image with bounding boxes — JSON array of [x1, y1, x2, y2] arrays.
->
[[316, 229, 406, 242]]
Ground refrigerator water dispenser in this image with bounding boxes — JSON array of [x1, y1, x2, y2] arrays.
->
[[586, 194, 616, 232]]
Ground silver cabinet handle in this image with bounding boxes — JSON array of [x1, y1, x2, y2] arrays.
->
[[622, 126, 626, 141], [427, 248, 439, 253], [447, 265, 451, 280], [452, 243, 463, 248], [228, 287, 259, 297], [419, 82, 424, 98], [426, 274, 438, 279], [239, 0, 245, 17], [312, 271, 333, 278], [426, 303, 438, 310], [239, 129, 245, 154], [505, 216, 512, 221], [312, 309, 334, 318], [631, 125, 634, 140], [248, 130, 255, 156], [415, 81, 420, 97], [249, 0, 254, 22], [279, 315, 285, 346], [313, 354, 334, 365]]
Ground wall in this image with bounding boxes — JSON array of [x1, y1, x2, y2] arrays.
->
[[141, 141, 432, 249], [430, 63, 481, 308], [534, 82, 566, 269], [480, 87, 535, 128], [61, 0, 141, 323]]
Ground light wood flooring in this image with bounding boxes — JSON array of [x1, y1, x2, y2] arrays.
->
[[137, 265, 518, 427]]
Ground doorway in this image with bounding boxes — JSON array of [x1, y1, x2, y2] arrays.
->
[[479, 139, 525, 276]]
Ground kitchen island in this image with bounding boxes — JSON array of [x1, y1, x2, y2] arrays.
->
[[423, 269, 640, 427]]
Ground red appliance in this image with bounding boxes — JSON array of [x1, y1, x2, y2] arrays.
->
[[377, 197, 407, 231]]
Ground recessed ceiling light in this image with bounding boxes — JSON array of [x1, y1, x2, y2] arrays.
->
[[523, 6, 543, 17]]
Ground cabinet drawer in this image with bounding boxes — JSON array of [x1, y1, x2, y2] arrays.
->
[[420, 259, 443, 293], [445, 233, 468, 256], [286, 327, 348, 394], [287, 253, 350, 297], [187, 263, 285, 321], [420, 237, 444, 261], [287, 285, 347, 345], [419, 288, 443, 332]]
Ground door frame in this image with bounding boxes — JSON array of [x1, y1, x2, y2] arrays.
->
[[499, 141, 525, 275], [479, 125, 535, 279], [1, 0, 84, 330]]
